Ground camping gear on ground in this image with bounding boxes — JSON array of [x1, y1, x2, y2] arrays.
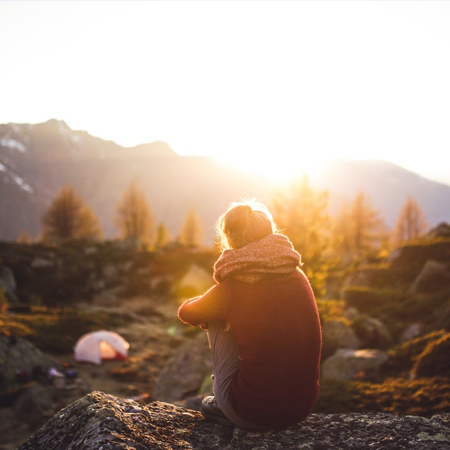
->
[[74, 331, 129, 365]]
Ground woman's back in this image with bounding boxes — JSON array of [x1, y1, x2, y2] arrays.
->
[[224, 269, 322, 428]]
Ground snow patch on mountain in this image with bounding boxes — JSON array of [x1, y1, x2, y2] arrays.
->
[[11, 173, 33, 193], [0, 161, 33, 193], [71, 134, 82, 145], [0, 137, 27, 153]]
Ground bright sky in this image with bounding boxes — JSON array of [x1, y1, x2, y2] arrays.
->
[[1, 1, 450, 184]]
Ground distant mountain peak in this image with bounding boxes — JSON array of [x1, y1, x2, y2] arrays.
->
[[41, 118, 71, 134], [128, 141, 177, 158]]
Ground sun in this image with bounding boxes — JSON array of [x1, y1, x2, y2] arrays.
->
[[211, 150, 325, 186]]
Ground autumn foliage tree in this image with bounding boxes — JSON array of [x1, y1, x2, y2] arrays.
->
[[333, 191, 386, 262], [391, 196, 428, 247], [155, 223, 171, 249], [42, 186, 103, 243], [179, 209, 204, 247], [272, 175, 331, 296], [16, 230, 33, 244], [115, 181, 154, 247], [351, 191, 387, 259]]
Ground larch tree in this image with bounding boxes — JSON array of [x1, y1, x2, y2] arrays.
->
[[115, 181, 154, 247], [348, 191, 386, 260], [179, 209, 204, 247], [391, 196, 428, 247], [16, 230, 34, 244], [42, 186, 103, 244], [331, 200, 353, 263], [272, 175, 331, 297], [155, 223, 171, 249]]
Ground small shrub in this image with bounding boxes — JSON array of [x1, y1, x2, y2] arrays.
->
[[412, 332, 450, 378], [316, 299, 346, 324], [0, 290, 8, 312], [381, 330, 447, 377], [0, 314, 32, 337]]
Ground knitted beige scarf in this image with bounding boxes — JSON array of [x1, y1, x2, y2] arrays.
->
[[213, 233, 302, 284]]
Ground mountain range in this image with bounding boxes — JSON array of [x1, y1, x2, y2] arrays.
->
[[1, 119, 449, 243]]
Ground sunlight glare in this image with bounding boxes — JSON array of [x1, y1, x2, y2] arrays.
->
[[211, 149, 326, 185]]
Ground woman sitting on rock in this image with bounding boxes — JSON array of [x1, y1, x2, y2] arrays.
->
[[178, 200, 322, 430]]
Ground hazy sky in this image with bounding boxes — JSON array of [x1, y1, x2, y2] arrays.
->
[[1, 1, 450, 184]]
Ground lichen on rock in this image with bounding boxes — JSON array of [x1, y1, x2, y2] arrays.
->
[[17, 391, 450, 450]]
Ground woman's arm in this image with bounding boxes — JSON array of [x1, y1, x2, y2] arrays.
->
[[178, 283, 227, 327]]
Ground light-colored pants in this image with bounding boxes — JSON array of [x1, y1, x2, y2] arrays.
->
[[207, 323, 268, 431]]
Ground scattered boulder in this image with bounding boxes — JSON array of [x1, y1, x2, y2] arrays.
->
[[177, 264, 213, 298], [342, 265, 386, 289], [386, 247, 403, 265], [321, 320, 361, 360], [428, 222, 450, 239], [0, 264, 17, 303], [0, 336, 62, 393], [343, 307, 359, 322], [353, 315, 392, 349], [152, 332, 212, 402], [17, 391, 450, 450], [410, 260, 450, 293], [322, 349, 389, 381], [388, 240, 450, 284], [84, 246, 98, 255], [102, 264, 118, 280], [30, 257, 54, 269], [434, 300, 450, 330], [14, 383, 54, 428], [400, 323, 422, 343]]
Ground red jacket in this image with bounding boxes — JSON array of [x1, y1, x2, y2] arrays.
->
[[178, 268, 322, 428]]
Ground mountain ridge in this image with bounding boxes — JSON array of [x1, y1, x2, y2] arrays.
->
[[1, 119, 449, 243]]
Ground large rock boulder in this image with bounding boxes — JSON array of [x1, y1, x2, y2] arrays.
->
[[152, 332, 212, 402], [321, 348, 389, 381], [18, 391, 450, 450], [342, 265, 387, 290]]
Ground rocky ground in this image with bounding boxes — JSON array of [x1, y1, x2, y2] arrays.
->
[[2, 237, 450, 449], [0, 296, 188, 450]]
